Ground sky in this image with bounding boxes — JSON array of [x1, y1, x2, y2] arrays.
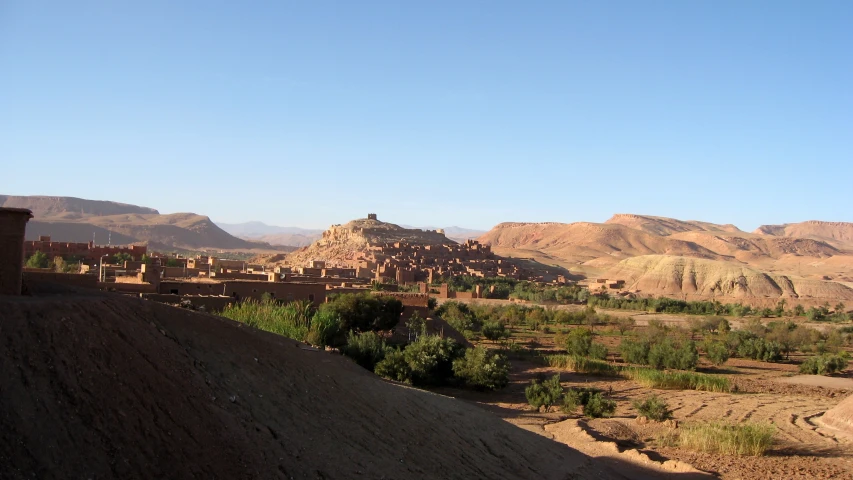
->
[[1, 1, 851, 231]]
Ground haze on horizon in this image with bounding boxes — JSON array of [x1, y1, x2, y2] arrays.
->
[[1, 1, 851, 231]]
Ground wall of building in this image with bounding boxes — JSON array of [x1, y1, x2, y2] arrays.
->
[[0, 208, 32, 295], [23, 271, 99, 290]]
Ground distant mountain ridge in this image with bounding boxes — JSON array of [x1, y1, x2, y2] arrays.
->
[[219, 221, 486, 246], [478, 214, 853, 306], [6, 195, 281, 252]]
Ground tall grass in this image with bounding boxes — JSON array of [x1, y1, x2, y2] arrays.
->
[[678, 422, 775, 456], [221, 299, 313, 341], [622, 367, 730, 392], [544, 355, 619, 376]]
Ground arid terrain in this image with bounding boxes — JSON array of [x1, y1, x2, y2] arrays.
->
[[480, 214, 853, 306], [1, 282, 628, 480], [436, 298, 853, 479], [2, 195, 287, 253]]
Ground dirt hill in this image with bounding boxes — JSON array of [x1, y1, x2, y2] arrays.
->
[[478, 221, 720, 265], [478, 215, 853, 305], [7, 195, 278, 252], [286, 217, 456, 265], [755, 221, 853, 250], [0, 195, 158, 219], [604, 214, 742, 236], [0, 285, 615, 480], [600, 255, 853, 305]]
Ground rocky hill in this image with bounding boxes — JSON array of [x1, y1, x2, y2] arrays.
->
[[601, 255, 853, 305], [0, 195, 158, 219], [8, 195, 280, 252], [755, 221, 853, 249], [478, 215, 853, 304], [0, 284, 614, 479], [286, 217, 455, 265], [604, 214, 742, 236]]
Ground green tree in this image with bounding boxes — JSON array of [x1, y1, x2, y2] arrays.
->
[[451, 347, 510, 391], [26, 251, 49, 268]]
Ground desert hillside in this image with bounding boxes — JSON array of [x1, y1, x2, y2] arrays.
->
[[8, 195, 280, 252], [755, 221, 853, 249], [601, 255, 853, 305], [0, 195, 159, 218], [0, 284, 614, 479], [604, 213, 742, 236], [479, 215, 853, 304]]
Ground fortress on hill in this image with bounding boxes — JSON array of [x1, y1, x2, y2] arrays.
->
[[283, 214, 559, 284]]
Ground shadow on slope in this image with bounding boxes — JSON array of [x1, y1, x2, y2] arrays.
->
[[2, 284, 628, 480]]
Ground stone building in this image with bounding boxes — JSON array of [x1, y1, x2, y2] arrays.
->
[[0, 208, 33, 295]]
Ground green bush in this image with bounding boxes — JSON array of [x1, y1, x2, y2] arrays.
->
[[482, 321, 509, 342], [561, 387, 600, 414], [374, 349, 412, 382], [403, 335, 464, 386], [619, 338, 651, 365], [525, 374, 564, 410], [564, 328, 594, 356], [735, 336, 783, 362], [583, 393, 617, 419], [588, 342, 608, 360], [306, 309, 343, 347], [452, 346, 510, 390], [25, 251, 49, 268], [321, 293, 403, 332], [799, 353, 849, 375], [703, 340, 730, 366], [342, 331, 388, 371], [633, 394, 673, 422], [221, 299, 313, 341]]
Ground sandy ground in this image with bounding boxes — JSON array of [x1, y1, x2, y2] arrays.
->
[[440, 356, 853, 479]]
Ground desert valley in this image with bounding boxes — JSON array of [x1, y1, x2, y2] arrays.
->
[[4, 195, 853, 479]]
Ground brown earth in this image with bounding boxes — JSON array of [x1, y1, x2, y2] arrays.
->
[[6, 195, 286, 252], [478, 214, 853, 306], [0, 284, 625, 480]]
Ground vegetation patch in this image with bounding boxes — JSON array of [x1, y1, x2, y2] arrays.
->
[[544, 355, 619, 376], [623, 367, 730, 392], [798, 353, 850, 375], [632, 394, 673, 422], [677, 422, 776, 456]]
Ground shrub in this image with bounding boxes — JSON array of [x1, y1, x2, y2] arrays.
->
[[620, 338, 651, 365], [799, 353, 849, 375], [403, 335, 464, 386], [374, 349, 412, 383], [616, 317, 636, 335], [322, 293, 403, 332], [306, 309, 343, 347], [26, 251, 50, 268], [452, 346, 510, 391], [678, 422, 775, 456], [525, 374, 564, 410], [633, 394, 673, 422], [564, 328, 594, 356], [704, 340, 730, 366], [736, 336, 783, 362], [482, 321, 509, 342], [221, 299, 313, 341], [561, 387, 600, 414], [342, 331, 388, 371], [588, 342, 608, 360], [583, 393, 617, 418]]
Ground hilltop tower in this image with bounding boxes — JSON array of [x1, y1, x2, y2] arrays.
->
[[367, 213, 378, 221]]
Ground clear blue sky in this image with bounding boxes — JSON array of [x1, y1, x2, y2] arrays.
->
[[1, 1, 851, 231]]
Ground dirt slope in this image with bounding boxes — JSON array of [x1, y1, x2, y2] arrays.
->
[[604, 214, 742, 236], [7, 195, 273, 251], [601, 255, 853, 303], [478, 222, 720, 263], [0, 287, 614, 480], [0, 195, 158, 218], [755, 221, 853, 250]]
